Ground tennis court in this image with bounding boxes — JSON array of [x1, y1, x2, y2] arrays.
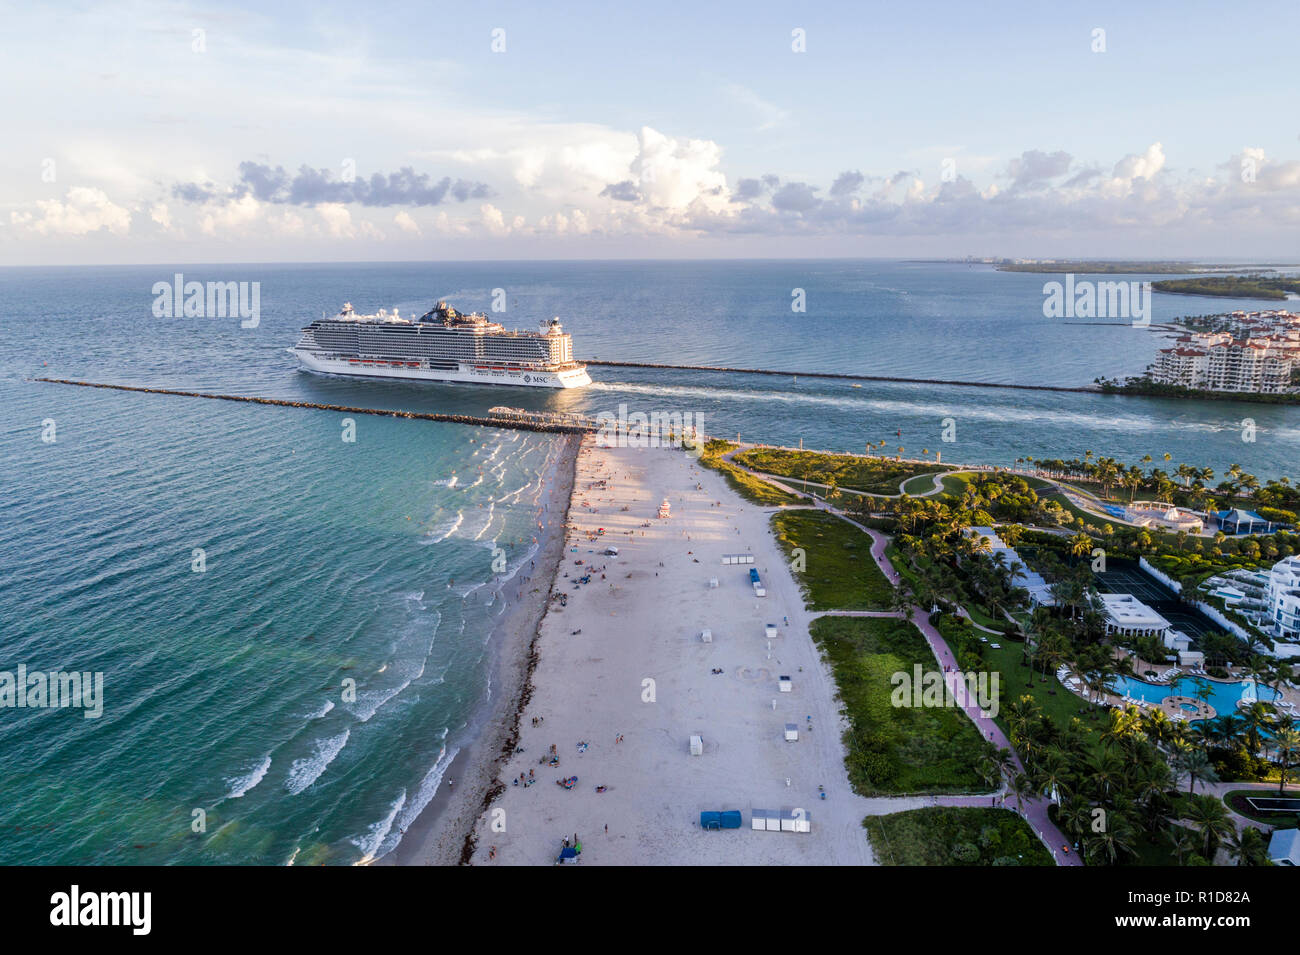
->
[[1095, 562, 1218, 640], [1095, 565, 1167, 604]]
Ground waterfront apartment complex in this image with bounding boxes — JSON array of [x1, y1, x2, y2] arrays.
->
[[1267, 555, 1300, 643], [1149, 310, 1300, 394]]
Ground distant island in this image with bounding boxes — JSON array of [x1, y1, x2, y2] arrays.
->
[[963, 259, 1300, 275], [1151, 274, 1300, 300], [996, 261, 1212, 274]]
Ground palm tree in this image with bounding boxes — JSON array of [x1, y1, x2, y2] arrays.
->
[[1180, 744, 1219, 795], [1240, 701, 1275, 760], [1085, 809, 1138, 865], [1011, 771, 1037, 816], [1069, 532, 1093, 560], [1166, 826, 1196, 865], [1270, 724, 1300, 794], [1224, 825, 1267, 866], [1034, 749, 1073, 804], [1185, 794, 1234, 860], [978, 747, 1016, 791], [1057, 793, 1094, 844], [889, 584, 914, 621]]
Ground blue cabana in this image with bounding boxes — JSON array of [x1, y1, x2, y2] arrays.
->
[[1215, 508, 1275, 535]]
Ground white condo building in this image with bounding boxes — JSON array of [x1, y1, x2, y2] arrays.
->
[[1266, 555, 1300, 643], [1148, 311, 1300, 394]]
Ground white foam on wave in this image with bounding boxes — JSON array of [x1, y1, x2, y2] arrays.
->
[[224, 755, 272, 799], [468, 501, 497, 541], [351, 788, 408, 865], [421, 512, 463, 544], [368, 743, 459, 862], [348, 609, 440, 723], [432, 475, 458, 488], [306, 700, 335, 720], [285, 729, 351, 794]]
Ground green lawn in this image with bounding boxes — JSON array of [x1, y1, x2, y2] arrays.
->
[[900, 472, 946, 496], [979, 639, 1105, 747], [810, 616, 994, 795], [864, 807, 1053, 865], [771, 509, 893, 610], [697, 440, 800, 507], [734, 447, 943, 495]]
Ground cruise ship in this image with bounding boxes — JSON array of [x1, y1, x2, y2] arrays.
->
[[289, 301, 591, 388]]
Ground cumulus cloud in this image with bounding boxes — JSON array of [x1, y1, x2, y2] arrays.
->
[[1005, 149, 1072, 190], [829, 170, 865, 197], [149, 202, 173, 231], [630, 127, 729, 212], [393, 210, 421, 235], [770, 181, 820, 212], [1225, 147, 1300, 191], [599, 180, 641, 202], [1111, 142, 1166, 184], [10, 187, 131, 236], [174, 163, 492, 207]]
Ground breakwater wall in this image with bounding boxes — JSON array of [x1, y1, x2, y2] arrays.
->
[[32, 379, 596, 435], [582, 360, 1098, 394]]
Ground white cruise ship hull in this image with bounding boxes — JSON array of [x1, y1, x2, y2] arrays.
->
[[290, 349, 591, 388]]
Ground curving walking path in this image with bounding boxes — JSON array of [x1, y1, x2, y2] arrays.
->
[[725, 453, 1083, 865]]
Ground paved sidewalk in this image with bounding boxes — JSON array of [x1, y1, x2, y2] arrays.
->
[[725, 454, 1083, 865]]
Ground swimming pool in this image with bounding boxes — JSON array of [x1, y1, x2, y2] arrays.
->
[[1111, 675, 1279, 715]]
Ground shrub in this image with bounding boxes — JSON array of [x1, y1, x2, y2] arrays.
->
[[950, 842, 980, 863]]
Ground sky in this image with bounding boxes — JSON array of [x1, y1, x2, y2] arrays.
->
[[3, 0, 1299, 264]]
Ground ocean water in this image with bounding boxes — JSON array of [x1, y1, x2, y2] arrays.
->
[[0, 260, 1295, 864], [0, 373, 559, 864]]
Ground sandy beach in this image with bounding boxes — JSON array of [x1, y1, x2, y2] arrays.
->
[[392, 432, 581, 866], [464, 435, 876, 865]]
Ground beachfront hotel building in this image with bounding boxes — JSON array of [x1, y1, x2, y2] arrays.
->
[[1266, 555, 1300, 643]]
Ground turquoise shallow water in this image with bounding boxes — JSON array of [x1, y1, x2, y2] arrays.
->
[[0, 259, 1295, 864], [0, 381, 558, 864]]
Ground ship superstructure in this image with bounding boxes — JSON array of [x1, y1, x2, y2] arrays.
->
[[290, 301, 591, 388]]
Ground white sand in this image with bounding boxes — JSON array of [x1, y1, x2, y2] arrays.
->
[[468, 436, 876, 865]]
